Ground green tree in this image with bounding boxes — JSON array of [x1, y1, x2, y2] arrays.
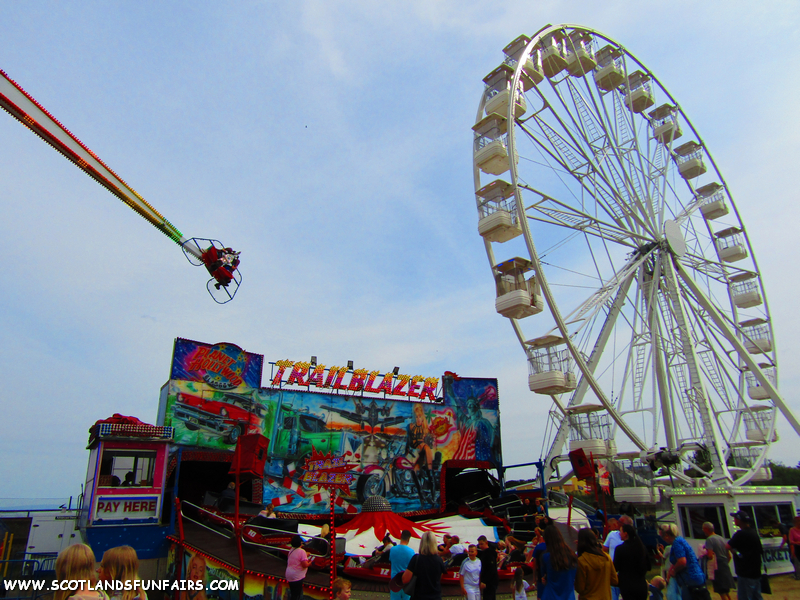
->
[[751, 461, 800, 488]]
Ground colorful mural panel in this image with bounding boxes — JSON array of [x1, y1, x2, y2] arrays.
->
[[163, 380, 268, 447], [160, 376, 500, 514], [171, 339, 263, 391]]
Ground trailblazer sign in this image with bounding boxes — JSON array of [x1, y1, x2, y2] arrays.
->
[[299, 450, 356, 493], [270, 360, 441, 401]]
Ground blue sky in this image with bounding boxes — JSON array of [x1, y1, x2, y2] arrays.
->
[[2, 1, 799, 500]]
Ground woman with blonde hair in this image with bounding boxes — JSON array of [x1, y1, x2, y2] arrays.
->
[[402, 531, 447, 600], [55, 544, 107, 600], [99, 546, 146, 600], [406, 404, 434, 470], [660, 523, 704, 600]]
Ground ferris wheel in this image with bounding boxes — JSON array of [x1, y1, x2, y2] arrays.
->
[[472, 24, 800, 495]]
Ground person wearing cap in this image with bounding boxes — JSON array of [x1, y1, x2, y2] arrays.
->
[[726, 510, 763, 600]]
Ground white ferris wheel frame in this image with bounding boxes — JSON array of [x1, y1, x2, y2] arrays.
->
[[473, 24, 800, 490]]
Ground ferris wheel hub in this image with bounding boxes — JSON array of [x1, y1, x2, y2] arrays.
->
[[663, 219, 687, 258]]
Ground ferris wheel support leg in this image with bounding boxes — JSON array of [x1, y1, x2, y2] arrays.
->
[[543, 274, 635, 480], [647, 258, 678, 450], [663, 258, 733, 483], [675, 262, 800, 438]]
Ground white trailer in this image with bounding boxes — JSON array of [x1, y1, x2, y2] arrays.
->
[[664, 485, 798, 575]]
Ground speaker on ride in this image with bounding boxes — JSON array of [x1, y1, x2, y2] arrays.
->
[[229, 434, 269, 479], [568, 448, 595, 479]]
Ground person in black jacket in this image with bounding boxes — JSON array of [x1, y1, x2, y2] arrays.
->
[[727, 511, 763, 600], [477, 535, 499, 600], [403, 531, 447, 600], [613, 524, 650, 600]]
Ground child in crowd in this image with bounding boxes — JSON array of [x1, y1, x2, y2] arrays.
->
[[459, 544, 482, 600], [99, 545, 146, 600], [55, 544, 107, 600], [648, 576, 666, 600], [332, 578, 351, 600], [512, 567, 531, 600]]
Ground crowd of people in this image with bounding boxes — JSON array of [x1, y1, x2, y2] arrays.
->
[[52, 502, 792, 600], [373, 506, 783, 600], [53, 543, 147, 600]]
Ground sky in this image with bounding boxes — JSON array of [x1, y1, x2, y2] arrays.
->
[[2, 1, 800, 501]]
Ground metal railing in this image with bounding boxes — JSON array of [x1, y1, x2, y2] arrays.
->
[[0, 559, 51, 600]]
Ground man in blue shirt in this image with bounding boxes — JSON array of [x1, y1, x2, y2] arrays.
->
[[662, 523, 704, 600], [390, 530, 416, 600]]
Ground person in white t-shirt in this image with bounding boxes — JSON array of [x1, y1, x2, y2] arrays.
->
[[449, 536, 467, 556], [459, 545, 482, 600], [511, 567, 531, 600], [603, 519, 623, 560]]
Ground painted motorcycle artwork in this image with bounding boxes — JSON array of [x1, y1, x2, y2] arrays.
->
[[160, 366, 500, 514]]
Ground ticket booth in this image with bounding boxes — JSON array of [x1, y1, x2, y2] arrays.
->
[[665, 486, 799, 575], [79, 417, 174, 559]]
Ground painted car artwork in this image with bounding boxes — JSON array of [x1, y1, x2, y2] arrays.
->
[[160, 373, 501, 515], [172, 389, 267, 445]]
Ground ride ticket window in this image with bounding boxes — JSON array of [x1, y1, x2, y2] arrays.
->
[[678, 504, 730, 539], [98, 450, 157, 488], [739, 503, 794, 538]]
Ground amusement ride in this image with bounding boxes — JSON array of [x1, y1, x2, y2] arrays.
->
[[472, 24, 800, 497], [2, 21, 800, 594], [0, 70, 242, 304]]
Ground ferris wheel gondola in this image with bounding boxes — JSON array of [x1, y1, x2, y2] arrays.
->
[[0, 69, 241, 303], [472, 25, 800, 492]]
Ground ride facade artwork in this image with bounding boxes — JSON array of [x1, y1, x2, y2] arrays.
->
[[0, 70, 241, 304], [472, 25, 800, 495], [159, 339, 502, 515]]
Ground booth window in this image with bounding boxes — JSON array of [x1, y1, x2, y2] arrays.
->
[[98, 450, 156, 487], [679, 504, 730, 539], [739, 503, 794, 538]]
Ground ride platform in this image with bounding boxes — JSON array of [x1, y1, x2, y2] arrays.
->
[[170, 520, 474, 599]]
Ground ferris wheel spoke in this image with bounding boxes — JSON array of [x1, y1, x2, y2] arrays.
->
[[517, 119, 631, 228], [545, 251, 651, 342], [521, 189, 647, 248], [679, 251, 732, 284], [564, 72, 662, 231], [582, 81, 656, 223], [675, 262, 800, 436], [519, 114, 655, 236], [671, 192, 708, 225], [543, 268, 640, 467]]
